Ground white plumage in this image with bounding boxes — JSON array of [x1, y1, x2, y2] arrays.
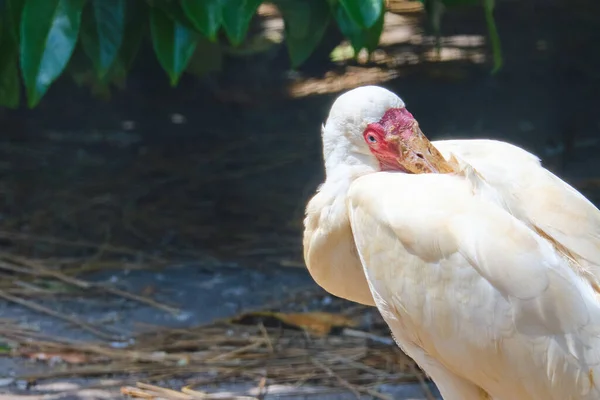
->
[[303, 85, 600, 399]]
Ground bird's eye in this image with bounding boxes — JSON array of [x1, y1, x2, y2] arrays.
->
[[367, 134, 377, 144]]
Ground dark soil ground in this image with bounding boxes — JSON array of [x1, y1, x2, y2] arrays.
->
[[0, 0, 599, 398]]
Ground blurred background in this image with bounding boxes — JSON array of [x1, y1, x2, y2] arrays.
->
[[0, 0, 599, 398]]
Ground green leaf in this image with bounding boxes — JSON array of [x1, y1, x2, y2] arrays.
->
[[333, 0, 383, 54], [98, 0, 147, 85], [221, 0, 262, 46], [338, 0, 382, 29], [68, 1, 147, 99], [149, 7, 198, 86], [80, 0, 126, 79], [423, 0, 445, 54], [333, 4, 363, 54], [149, 0, 198, 33], [0, 59, 20, 109], [111, 0, 146, 77], [363, 2, 384, 52], [275, 0, 331, 68], [0, 0, 24, 108], [20, 0, 86, 108], [0, 4, 4, 46], [0, 24, 20, 108], [5, 0, 25, 41], [181, 0, 223, 41], [483, 0, 502, 74]]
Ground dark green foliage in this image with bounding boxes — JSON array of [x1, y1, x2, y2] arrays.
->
[[221, 0, 263, 46], [181, 0, 222, 41], [0, 0, 501, 108], [150, 7, 198, 86], [338, 0, 383, 29], [332, 0, 384, 54], [80, 0, 126, 79], [275, 0, 331, 68], [20, 0, 86, 107], [483, 0, 502, 74], [0, 0, 20, 107]]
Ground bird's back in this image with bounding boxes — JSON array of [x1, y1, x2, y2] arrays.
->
[[434, 139, 600, 285], [347, 170, 600, 400]]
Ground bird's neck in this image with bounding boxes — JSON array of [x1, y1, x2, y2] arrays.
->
[[302, 165, 377, 307], [317, 165, 375, 221], [324, 162, 377, 187]]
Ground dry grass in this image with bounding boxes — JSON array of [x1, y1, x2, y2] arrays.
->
[[0, 152, 429, 397], [0, 288, 428, 400]]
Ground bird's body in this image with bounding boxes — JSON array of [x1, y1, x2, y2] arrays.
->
[[303, 86, 600, 399]]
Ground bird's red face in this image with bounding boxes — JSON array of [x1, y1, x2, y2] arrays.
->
[[363, 107, 452, 174]]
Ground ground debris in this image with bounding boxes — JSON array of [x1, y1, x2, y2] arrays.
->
[[0, 289, 420, 399]]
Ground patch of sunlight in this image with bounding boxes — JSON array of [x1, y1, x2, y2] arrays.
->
[[386, 0, 425, 13], [329, 11, 420, 64], [286, 10, 488, 98], [380, 13, 419, 46], [387, 50, 421, 67], [287, 68, 401, 98], [262, 14, 284, 32], [442, 34, 486, 48], [257, 3, 280, 17], [330, 42, 356, 63], [424, 46, 487, 63]]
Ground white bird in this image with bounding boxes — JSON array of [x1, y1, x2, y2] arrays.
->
[[303, 85, 600, 400]]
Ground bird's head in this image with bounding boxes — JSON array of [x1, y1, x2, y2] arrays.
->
[[322, 85, 449, 175]]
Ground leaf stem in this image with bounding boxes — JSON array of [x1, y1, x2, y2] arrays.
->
[[483, 0, 502, 74]]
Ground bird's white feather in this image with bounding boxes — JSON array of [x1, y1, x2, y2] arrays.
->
[[347, 172, 600, 399], [303, 85, 600, 399]]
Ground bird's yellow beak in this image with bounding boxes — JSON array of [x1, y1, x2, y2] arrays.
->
[[386, 122, 454, 174]]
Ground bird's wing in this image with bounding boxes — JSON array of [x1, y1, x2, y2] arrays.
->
[[435, 139, 600, 275], [347, 171, 600, 400]]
